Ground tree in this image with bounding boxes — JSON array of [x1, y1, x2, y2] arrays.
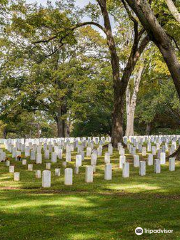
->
[[0, 1, 77, 137], [93, 0, 150, 146], [24, 0, 149, 146], [124, 0, 180, 97], [0, 2, 113, 138], [125, 64, 144, 136], [124, 0, 180, 157], [165, 0, 180, 23]]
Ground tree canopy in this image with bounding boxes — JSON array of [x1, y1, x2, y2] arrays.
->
[[0, 0, 180, 140]]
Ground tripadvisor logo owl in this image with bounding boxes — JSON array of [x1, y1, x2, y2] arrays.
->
[[135, 227, 143, 235]]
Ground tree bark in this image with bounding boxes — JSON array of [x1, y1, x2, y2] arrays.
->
[[126, 104, 135, 136], [55, 105, 67, 138], [3, 128, 7, 139], [165, 0, 180, 23], [126, 65, 144, 136], [56, 117, 65, 138], [146, 123, 151, 135], [112, 90, 124, 147]]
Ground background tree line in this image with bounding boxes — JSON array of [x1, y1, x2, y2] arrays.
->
[[0, 0, 180, 145]]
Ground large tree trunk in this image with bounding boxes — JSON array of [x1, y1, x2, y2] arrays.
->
[[126, 92, 135, 136], [126, 107, 135, 136], [112, 90, 124, 147], [125, 65, 144, 136], [146, 123, 151, 135], [124, 0, 180, 158], [98, 0, 123, 147], [56, 117, 65, 138], [98, 0, 149, 147], [158, 44, 180, 158], [55, 106, 67, 138], [126, 83, 135, 136], [37, 123, 41, 138], [3, 128, 7, 139]]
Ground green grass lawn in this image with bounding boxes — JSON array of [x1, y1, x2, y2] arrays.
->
[[0, 147, 180, 240]]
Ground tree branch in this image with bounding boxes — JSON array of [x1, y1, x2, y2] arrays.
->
[[165, 0, 180, 23], [32, 22, 106, 45], [167, 33, 180, 51]]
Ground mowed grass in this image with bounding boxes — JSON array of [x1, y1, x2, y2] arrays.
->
[[0, 146, 180, 240]]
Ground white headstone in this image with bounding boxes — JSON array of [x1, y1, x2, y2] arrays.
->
[[22, 159, 27, 165], [154, 159, 161, 173], [30, 150, 36, 160], [51, 152, 57, 163], [25, 147, 30, 157], [57, 149, 63, 159], [61, 160, 66, 167], [97, 146, 102, 156], [119, 148, 125, 156], [5, 160, 10, 166], [46, 163, 51, 170], [104, 152, 110, 164], [37, 146, 42, 154], [14, 172, 20, 181], [104, 164, 112, 180], [91, 153, 97, 165], [169, 158, 175, 171], [152, 146, 157, 155], [147, 154, 153, 166], [133, 155, 139, 167], [90, 164, 94, 173], [86, 147, 92, 157], [74, 167, 79, 174], [64, 168, 73, 185], [36, 153, 42, 164], [66, 152, 71, 162], [139, 161, 146, 176], [35, 170, 41, 178], [55, 168, 60, 176], [9, 166, 14, 173], [28, 164, 33, 171], [42, 170, 51, 187], [85, 166, 93, 183], [108, 144, 113, 155], [160, 152, 166, 164], [142, 147, 146, 156], [44, 150, 50, 160], [76, 155, 82, 167], [122, 162, 129, 178], [119, 156, 126, 168]]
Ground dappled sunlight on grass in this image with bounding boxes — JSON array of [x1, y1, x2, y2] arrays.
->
[[106, 183, 162, 192], [0, 196, 96, 210], [69, 233, 98, 240], [0, 147, 180, 239]]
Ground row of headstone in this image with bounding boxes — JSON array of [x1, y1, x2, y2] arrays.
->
[[1, 135, 179, 188], [8, 156, 176, 186]]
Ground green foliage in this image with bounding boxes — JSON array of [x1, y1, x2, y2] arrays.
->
[[0, 0, 180, 137], [135, 45, 180, 134], [0, 1, 113, 137]]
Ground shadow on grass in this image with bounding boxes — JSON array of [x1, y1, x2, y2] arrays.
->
[[0, 189, 180, 240], [0, 150, 180, 239]]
